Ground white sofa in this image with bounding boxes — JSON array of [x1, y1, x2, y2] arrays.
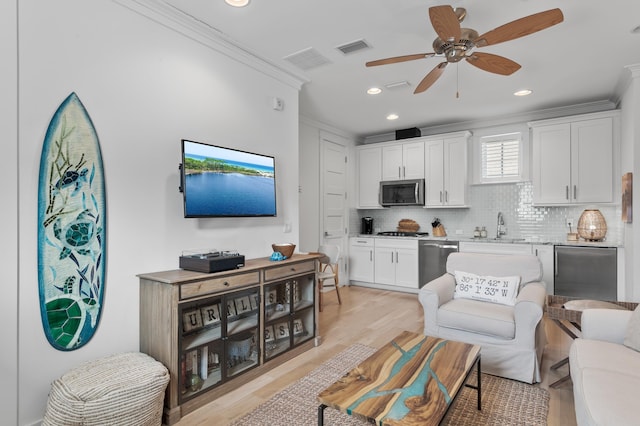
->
[[418, 252, 547, 383], [570, 308, 640, 426]]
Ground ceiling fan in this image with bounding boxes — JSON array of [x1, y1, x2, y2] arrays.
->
[[366, 6, 564, 94]]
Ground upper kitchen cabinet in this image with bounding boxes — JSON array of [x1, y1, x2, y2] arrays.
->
[[357, 145, 382, 208], [530, 111, 619, 205], [382, 141, 425, 180], [424, 132, 471, 208]]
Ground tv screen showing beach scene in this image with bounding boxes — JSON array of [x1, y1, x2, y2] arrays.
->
[[181, 140, 277, 217]]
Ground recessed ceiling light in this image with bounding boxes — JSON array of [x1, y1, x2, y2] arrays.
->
[[367, 87, 382, 95], [387, 114, 399, 120], [514, 89, 532, 96], [225, 0, 250, 7]]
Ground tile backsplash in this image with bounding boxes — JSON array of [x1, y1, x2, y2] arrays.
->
[[352, 182, 622, 244]]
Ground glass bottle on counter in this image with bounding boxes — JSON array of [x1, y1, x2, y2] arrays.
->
[[480, 226, 487, 238], [473, 227, 481, 238]]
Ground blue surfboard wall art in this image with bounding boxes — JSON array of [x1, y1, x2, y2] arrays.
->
[[38, 92, 107, 351]]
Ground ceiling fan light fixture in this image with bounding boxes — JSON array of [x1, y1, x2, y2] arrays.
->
[[514, 89, 533, 96], [386, 114, 399, 120], [225, 0, 250, 7], [367, 87, 382, 95]]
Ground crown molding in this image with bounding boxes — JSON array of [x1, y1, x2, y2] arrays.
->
[[610, 63, 640, 106], [112, 0, 309, 91], [362, 100, 617, 144]]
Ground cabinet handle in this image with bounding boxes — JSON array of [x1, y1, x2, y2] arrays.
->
[[565, 185, 569, 200], [395, 252, 398, 263], [398, 166, 401, 179], [439, 191, 443, 202], [290, 267, 296, 272], [445, 191, 448, 203], [369, 250, 372, 261], [223, 281, 230, 287], [403, 166, 406, 178], [573, 185, 577, 200]]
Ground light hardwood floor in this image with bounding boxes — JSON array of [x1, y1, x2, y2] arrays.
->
[[176, 286, 577, 425]]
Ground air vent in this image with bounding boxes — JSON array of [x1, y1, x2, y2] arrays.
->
[[336, 39, 370, 55], [384, 81, 411, 90], [283, 47, 332, 71]]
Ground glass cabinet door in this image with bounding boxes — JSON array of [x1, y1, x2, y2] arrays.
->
[[264, 280, 292, 359], [263, 273, 315, 361], [179, 286, 260, 403], [225, 288, 260, 377], [179, 297, 224, 401]]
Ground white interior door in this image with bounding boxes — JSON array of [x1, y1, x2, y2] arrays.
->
[[320, 133, 348, 276]]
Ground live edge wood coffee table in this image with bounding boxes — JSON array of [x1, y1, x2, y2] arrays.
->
[[317, 331, 481, 426]]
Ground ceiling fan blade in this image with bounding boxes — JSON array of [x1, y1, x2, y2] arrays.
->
[[414, 62, 448, 94], [366, 53, 435, 67], [429, 5, 461, 41], [474, 8, 564, 47], [466, 52, 521, 76]]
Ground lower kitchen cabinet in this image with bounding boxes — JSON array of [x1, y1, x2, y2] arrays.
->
[[138, 254, 319, 425], [532, 244, 554, 294], [374, 239, 419, 288], [349, 237, 375, 282]]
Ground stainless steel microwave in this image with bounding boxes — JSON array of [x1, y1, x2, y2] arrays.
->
[[379, 179, 425, 207]]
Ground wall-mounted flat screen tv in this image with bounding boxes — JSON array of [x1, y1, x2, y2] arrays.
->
[[181, 139, 277, 217]]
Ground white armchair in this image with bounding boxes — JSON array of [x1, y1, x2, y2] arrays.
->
[[418, 252, 547, 383]]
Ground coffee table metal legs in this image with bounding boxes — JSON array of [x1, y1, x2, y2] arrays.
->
[[318, 404, 327, 426], [464, 356, 482, 411], [549, 319, 580, 388]]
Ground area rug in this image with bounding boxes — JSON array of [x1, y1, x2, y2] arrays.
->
[[230, 343, 549, 426]]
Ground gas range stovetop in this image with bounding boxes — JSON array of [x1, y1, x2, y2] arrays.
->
[[377, 231, 430, 237]]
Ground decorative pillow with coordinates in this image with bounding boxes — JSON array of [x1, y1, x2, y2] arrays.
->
[[454, 271, 521, 306]]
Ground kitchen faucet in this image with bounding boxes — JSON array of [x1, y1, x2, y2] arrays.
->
[[497, 212, 506, 238]]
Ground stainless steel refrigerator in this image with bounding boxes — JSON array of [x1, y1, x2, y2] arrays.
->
[[554, 245, 617, 300]]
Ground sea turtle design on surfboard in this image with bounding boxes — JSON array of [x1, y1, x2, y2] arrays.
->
[[38, 92, 107, 351]]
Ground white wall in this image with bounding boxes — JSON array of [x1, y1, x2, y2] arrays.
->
[[299, 120, 321, 252], [298, 117, 357, 253], [620, 65, 640, 301], [15, 1, 301, 424], [1, 0, 18, 424]]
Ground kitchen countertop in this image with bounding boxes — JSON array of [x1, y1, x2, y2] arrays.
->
[[352, 234, 623, 248]]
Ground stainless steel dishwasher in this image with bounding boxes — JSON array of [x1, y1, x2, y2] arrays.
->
[[418, 240, 459, 288], [554, 245, 617, 300]]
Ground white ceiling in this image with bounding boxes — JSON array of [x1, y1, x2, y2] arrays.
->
[[164, 0, 640, 138]]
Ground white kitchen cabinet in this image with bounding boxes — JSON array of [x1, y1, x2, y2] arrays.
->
[[374, 239, 419, 288], [532, 244, 554, 294], [530, 112, 616, 205], [357, 145, 382, 208], [424, 132, 470, 207], [382, 141, 424, 181], [349, 237, 374, 283]]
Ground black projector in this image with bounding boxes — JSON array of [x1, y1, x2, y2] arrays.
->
[[179, 251, 245, 273]]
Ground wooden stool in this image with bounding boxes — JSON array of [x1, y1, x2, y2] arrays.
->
[[316, 245, 342, 312]]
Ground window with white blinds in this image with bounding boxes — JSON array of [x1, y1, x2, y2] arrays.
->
[[480, 133, 522, 183]]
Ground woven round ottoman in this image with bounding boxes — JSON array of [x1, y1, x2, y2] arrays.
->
[[43, 352, 169, 426]]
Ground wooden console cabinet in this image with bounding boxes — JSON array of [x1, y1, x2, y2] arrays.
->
[[138, 254, 320, 425]]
